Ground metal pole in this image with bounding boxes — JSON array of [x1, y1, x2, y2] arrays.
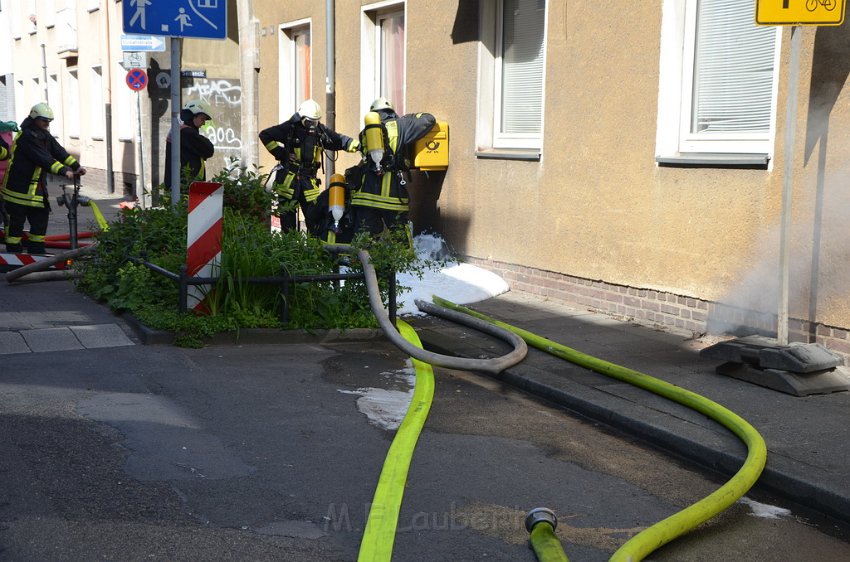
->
[[102, 2, 115, 194], [136, 92, 147, 208], [778, 26, 801, 345], [170, 37, 183, 206], [325, 0, 336, 178]]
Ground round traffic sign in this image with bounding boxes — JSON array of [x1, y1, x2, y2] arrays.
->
[[126, 68, 148, 91]]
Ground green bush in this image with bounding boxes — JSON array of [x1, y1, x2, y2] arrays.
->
[[75, 168, 421, 346]]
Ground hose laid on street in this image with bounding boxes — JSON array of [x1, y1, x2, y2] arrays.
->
[[431, 296, 767, 562], [5, 245, 96, 283], [358, 319, 435, 562], [355, 249, 527, 374], [526, 508, 569, 562], [4, 270, 81, 283]]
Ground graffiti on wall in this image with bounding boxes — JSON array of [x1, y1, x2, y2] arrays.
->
[[185, 78, 242, 173]]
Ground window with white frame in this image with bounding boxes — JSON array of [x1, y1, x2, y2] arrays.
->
[[655, 0, 780, 165], [361, 2, 405, 118], [67, 68, 80, 138], [43, 0, 56, 28], [90, 66, 104, 139], [278, 20, 311, 122], [477, 0, 546, 154]]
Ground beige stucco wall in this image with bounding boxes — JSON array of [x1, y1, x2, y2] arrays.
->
[[249, 2, 850, 332]]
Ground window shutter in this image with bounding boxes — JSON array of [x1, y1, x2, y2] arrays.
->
[[692, 0, 776, 133], [501, 0, 545, 134]]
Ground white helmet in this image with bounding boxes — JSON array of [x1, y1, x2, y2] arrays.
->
[[29, 102, 54, 121], [183, 99, 213, 119], [297, 99, 322, 121], [370, 97, 393, 112]]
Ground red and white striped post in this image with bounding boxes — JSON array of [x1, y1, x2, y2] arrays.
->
[[186, 181, 224, 313]]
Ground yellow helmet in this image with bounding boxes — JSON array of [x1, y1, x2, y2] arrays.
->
[[29, 102, 54, 121]]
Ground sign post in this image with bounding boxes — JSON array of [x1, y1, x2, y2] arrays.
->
[[755, 0, 845, 345], [122, 0, 227, 206]]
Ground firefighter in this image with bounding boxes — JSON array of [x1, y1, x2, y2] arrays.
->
[[259, 99, 360, 233], [164, 99, 215, 192], [351, 97, 435, 241], [2, 103, 86, 254]]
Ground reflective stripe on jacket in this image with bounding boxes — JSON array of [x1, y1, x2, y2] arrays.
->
[[2, 118, 78, 208]]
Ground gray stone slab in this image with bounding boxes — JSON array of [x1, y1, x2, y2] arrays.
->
[[0, 331, 30, 355], [0, 312, 38, 331], [20, 327, 84, 352], [69, 324, 135, 349]]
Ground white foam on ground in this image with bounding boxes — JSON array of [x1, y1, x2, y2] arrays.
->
[[396, 233, 509, 316], [738, 497, 792, 519], [338, 366, 416, 431]]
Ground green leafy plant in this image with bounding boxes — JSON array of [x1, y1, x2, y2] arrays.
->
[[75, 167, 424, 346]]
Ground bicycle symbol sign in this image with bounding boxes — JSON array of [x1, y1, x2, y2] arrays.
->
[[756, 0, 845, 25], [126, 68, 148, 91]]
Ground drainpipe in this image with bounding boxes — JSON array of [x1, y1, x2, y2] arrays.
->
[[41, 44, 48, 102], [102, 2, 115, 194], [325, 0, 336, 177]]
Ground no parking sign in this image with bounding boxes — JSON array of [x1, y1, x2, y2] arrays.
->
[[125, 68, 148, 91]]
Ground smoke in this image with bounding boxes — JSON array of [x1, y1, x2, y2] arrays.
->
[[709, 156, 850, 337]]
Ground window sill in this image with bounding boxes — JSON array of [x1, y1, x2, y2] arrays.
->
[[475, 148, 541, 162], [656, 153, 769, 169]]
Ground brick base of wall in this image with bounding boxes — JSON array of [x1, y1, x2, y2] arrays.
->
[[465, 256, 850, 362]]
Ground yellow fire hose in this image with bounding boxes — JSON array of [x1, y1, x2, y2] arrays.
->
[[358, 318, 435, 562], [431, 296, 767, 562], [527, 508, 570, 562], [87, 200, 109, 231]]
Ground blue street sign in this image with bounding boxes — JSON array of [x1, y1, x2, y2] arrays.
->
[[123, 0, 227, 40]]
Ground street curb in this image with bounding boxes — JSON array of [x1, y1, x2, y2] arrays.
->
[[121, 312, 386, 346], [415, 320, 850, 527]]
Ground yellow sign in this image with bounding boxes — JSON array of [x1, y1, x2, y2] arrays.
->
[[756, 0, 846, 25]]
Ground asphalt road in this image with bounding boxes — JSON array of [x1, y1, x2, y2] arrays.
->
[[1, 338, 849, 561]]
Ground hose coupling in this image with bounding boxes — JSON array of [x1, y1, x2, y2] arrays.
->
[[525, 507, 558, 533]]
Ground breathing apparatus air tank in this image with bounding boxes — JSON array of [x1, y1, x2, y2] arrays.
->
[[364, 111, 384, 171], [328, 174, 346, 230]]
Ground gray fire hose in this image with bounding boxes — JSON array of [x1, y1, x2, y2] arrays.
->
[[5, 245, 95, 283], [350, 247, 527, 374]]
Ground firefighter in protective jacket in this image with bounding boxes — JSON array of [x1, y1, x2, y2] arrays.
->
[[2, 103, 85, 254], [164, 99, 215, 191], [351, 97, 435, 239], [259, 99, 360, 233]]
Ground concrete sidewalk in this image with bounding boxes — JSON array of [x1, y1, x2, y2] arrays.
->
[[411, 291, 850, 527]]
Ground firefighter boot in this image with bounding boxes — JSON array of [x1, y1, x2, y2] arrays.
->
[[25, 242, 47, 255], [5, 243, 23, 253]]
